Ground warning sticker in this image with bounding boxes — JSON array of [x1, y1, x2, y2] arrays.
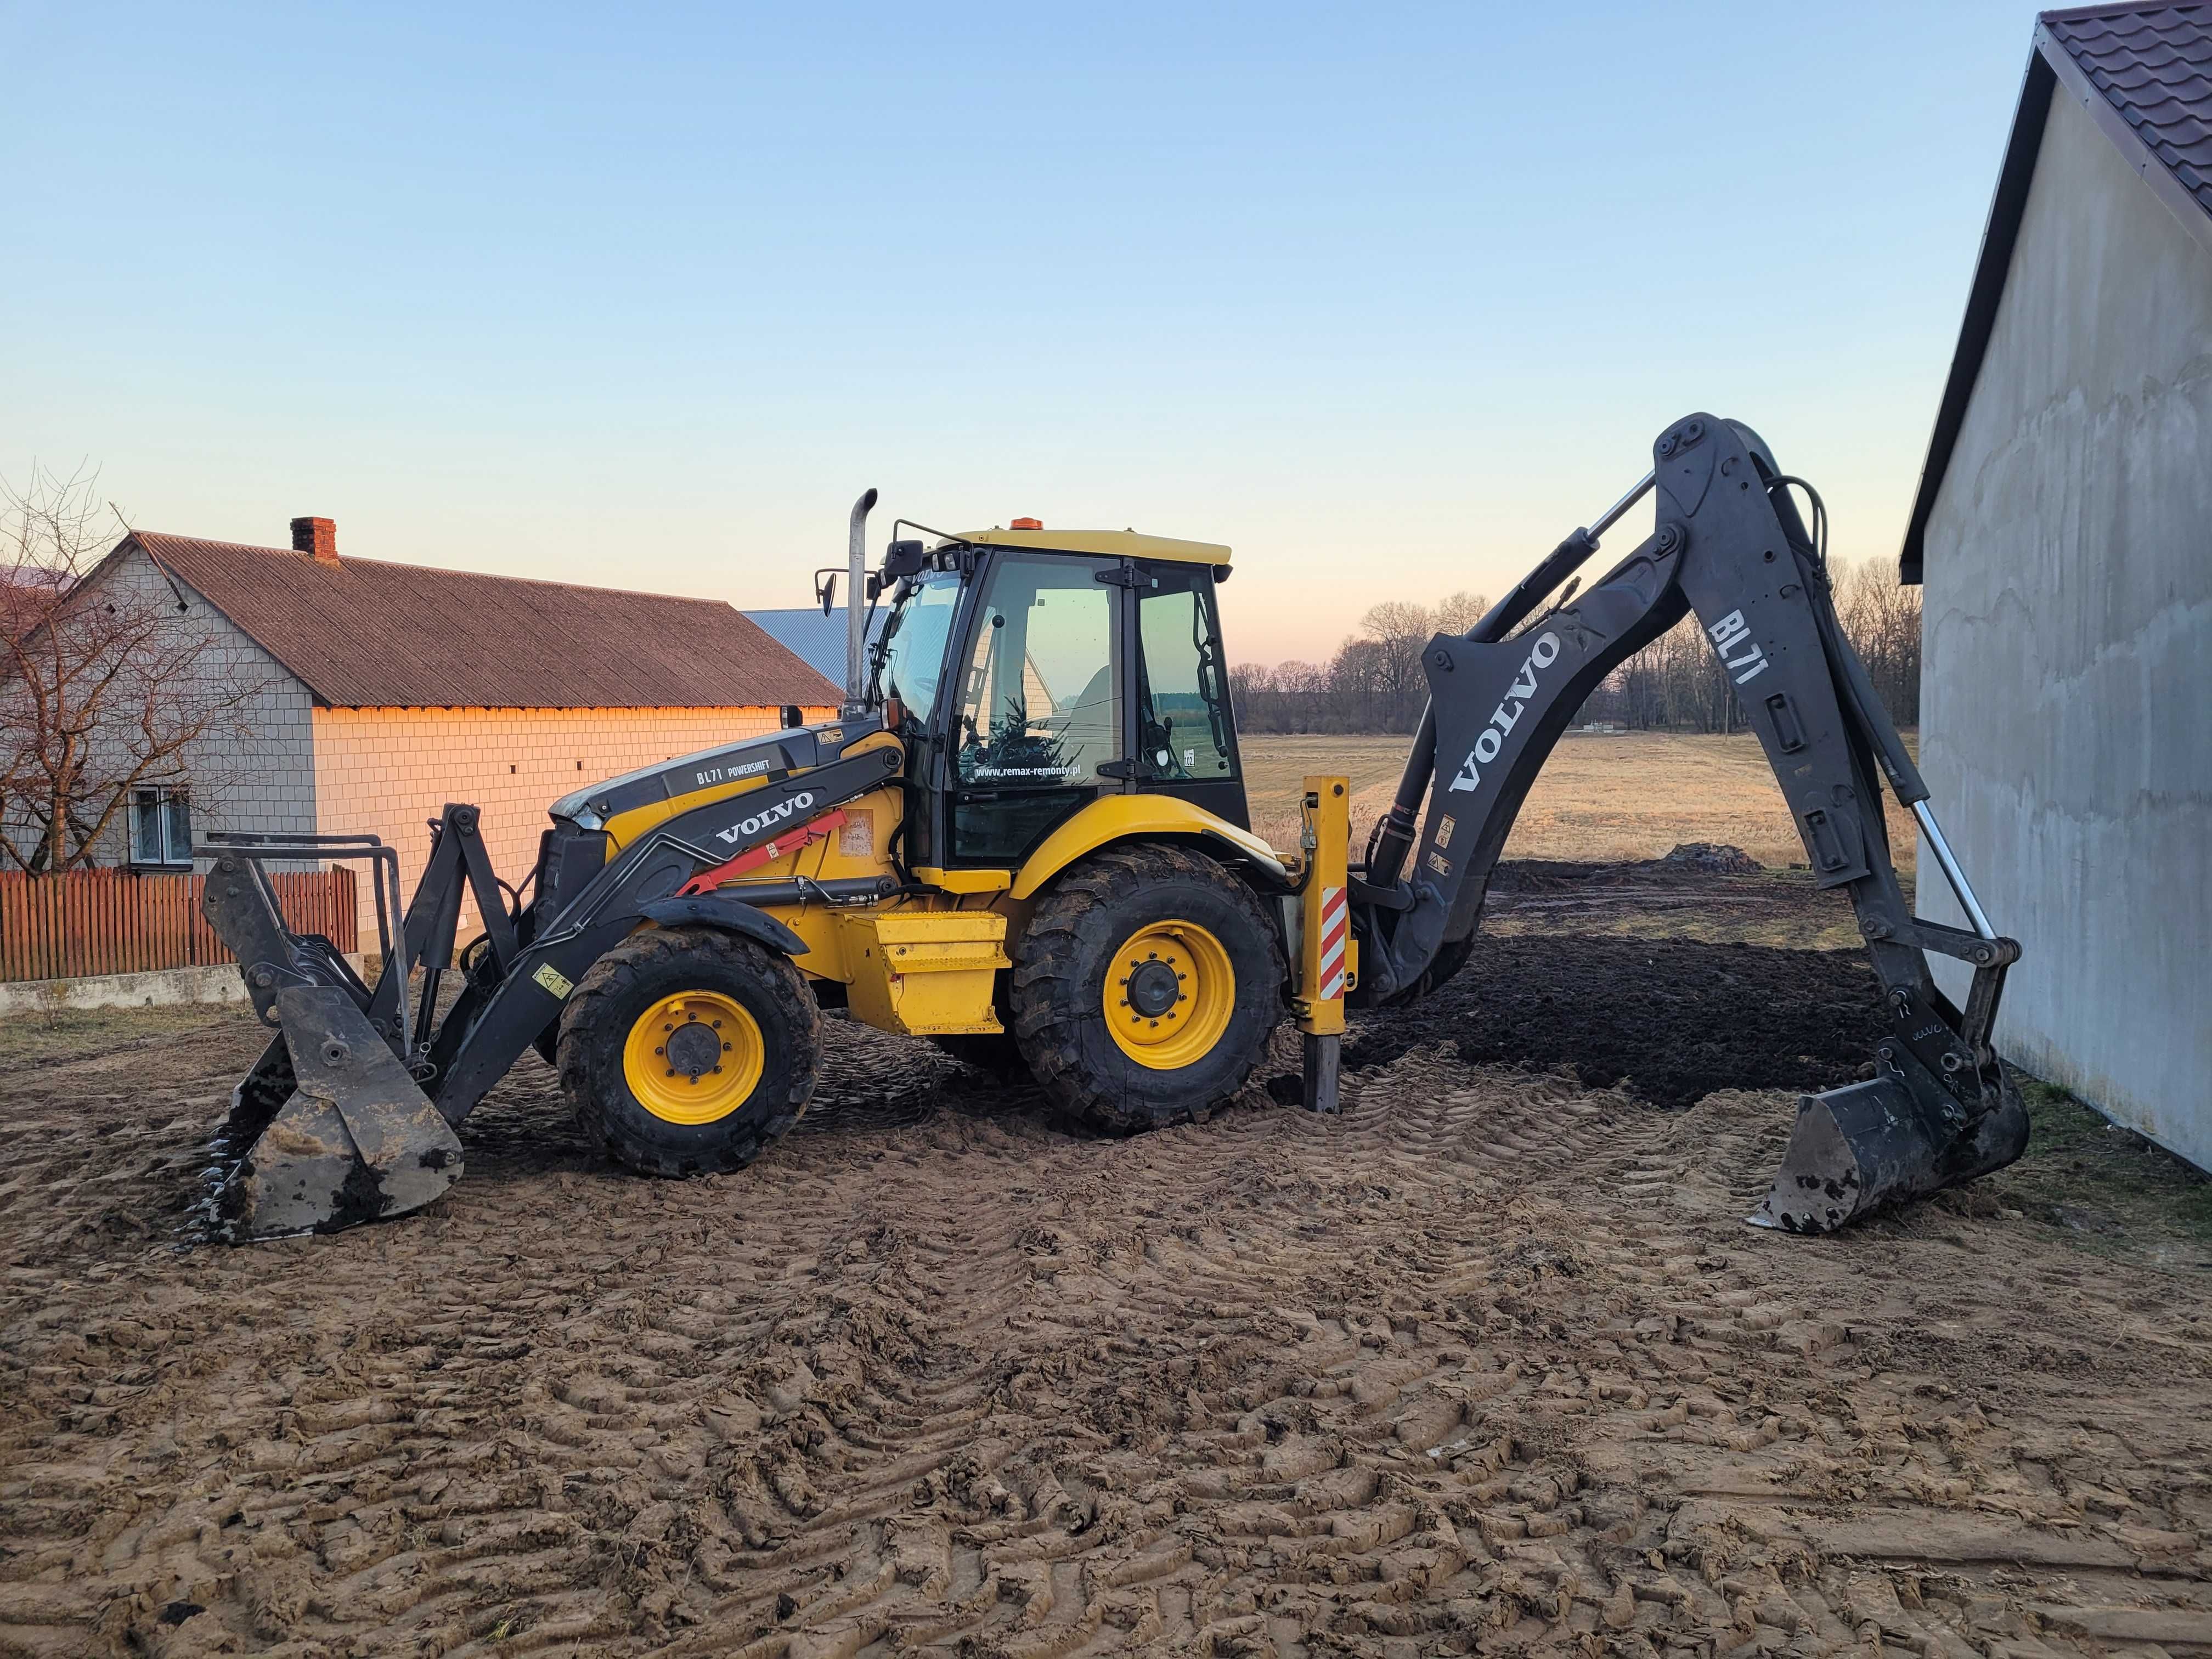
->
[[839, 810, 873, 859], [533, 963, 574, 1000], [1436, 814, 1456, 849]]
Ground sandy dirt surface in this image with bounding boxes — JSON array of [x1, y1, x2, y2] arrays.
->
[[5, 878, 2211, 1657]]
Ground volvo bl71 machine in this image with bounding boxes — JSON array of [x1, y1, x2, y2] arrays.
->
[[198, 414, 2029, 1242]]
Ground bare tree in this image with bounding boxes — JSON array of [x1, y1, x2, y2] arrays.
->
[[1575, 552, 1922, 734], [1232, 590, 1496, 735], [1233, 549, 1921, 742], [1831, 555, 1923, 725], [1429, 589, 1491, 637], [1, 462, 267, 872]]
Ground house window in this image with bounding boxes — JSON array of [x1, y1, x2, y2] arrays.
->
[[130, 788, 193, 867]]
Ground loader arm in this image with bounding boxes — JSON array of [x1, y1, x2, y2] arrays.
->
[[1348, 413, 2028, 1232], [196, 736, 905, 1239]]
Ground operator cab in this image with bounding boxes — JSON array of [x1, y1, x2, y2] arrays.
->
[[868, 524, 1246, 868]]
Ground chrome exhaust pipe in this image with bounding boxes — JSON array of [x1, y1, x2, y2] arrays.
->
[[847, 488, 878, 710]]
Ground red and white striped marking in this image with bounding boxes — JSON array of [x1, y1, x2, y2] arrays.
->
[[1316, 884, 1348, 1001]]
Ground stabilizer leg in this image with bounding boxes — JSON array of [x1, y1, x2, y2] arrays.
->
[[1295, 776, 1351, 1115], [1301, 1031, 1341, 1114], [211, 988, 463, 1240]]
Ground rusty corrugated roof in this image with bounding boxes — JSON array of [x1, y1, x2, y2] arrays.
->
[[128, 532, 843, 710]]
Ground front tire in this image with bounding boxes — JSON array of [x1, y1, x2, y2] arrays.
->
[[1012, 844, 1283, 1132], [558, 926, 821, 1176]]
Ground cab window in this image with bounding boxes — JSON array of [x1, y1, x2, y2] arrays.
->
[[955, 555, 1121, 787], [872, 571, 963, 721], [1135, 568, 1236, 782]]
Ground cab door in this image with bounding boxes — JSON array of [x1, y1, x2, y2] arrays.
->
[[944, 551, 1126, 865], [1128, 561, 1249, 829]]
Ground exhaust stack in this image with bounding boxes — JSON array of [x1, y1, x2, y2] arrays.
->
[[847, 488, 878, 709]]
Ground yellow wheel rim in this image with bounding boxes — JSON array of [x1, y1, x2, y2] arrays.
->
[[1104, 918, 1235, 1071], [622, 991, 765, 1124]]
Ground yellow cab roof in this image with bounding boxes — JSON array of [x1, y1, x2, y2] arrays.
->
[[955, 527, 1232, 567]]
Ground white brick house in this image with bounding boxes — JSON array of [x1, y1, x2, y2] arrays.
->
[[87, 517, 839, 937]]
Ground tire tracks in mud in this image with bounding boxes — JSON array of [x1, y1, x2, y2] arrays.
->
[[3, 1021, 2211, 1657]]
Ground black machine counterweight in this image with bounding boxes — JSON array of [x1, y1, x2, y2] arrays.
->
[[193, 413, 2028, 1240]]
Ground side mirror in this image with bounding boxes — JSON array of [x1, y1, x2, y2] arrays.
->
[[883, 538, 925, 580], [814, 569, 838, 617]]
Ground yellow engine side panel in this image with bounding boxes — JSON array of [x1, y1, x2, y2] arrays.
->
[[600, 729, 906, 854], [834, 911, 1009, 1036], [602, 772, 772, 852], [702, 781, 905, 981]]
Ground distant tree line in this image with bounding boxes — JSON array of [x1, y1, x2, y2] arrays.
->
[[1229, 558, 1920, 737]]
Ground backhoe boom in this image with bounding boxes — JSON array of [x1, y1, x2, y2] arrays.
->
[[1346, 413, 2029, 1232]]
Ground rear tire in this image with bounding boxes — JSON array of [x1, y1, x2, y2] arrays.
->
[[558, 926, 821, 1177], [1012, 844, 1282, 1132]]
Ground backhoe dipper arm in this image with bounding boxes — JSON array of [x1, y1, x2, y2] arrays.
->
[[1352, 413, 2028, 1232]]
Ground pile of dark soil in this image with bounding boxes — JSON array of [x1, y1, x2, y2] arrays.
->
[[1348, 929, 1884, 1110]]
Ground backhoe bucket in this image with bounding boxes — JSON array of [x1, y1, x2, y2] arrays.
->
[[1748, 1070, 2028, 1234], [205, 986, 464, 1242]]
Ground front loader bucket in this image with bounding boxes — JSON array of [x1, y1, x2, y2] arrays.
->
[[1748, 1070, 2029, 1234], [206, 986, 463, 1241]]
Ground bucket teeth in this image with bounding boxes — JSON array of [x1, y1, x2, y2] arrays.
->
[[205, 987, 462, 1242], [1748, 1070, 2029, 1234]]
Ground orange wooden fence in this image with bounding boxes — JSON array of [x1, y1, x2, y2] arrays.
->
[[0, 867, 358, 983]]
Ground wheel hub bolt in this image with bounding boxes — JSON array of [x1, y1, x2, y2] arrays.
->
[[1126, 960, 1182, 1018]]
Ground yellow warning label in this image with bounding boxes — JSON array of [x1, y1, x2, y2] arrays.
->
[[1436, 814, 1456, 849], [533, 963, 574, 999]]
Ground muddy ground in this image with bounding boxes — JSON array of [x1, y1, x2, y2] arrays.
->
[[4, 858, 2211, 1658]]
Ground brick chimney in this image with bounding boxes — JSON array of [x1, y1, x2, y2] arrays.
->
[[290, 516, 338, 564]]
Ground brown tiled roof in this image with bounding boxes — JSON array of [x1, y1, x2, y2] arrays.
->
[[125, 533, 843, 710], [2045, 2, 2212, 216]]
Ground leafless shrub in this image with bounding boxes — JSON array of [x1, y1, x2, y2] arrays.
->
[[1, 462, 269, 871]]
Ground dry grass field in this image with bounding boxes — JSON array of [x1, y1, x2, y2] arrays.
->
[[1244, 731, 1917, 876]]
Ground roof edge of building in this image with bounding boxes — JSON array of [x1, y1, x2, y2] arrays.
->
[[128, 530, 743, 613], [1898, 43, 2059, 586], [1901, 15, 2212, 584], [105, 531, 843, 709]]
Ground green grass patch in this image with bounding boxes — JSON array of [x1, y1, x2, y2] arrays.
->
[[1982, 1077, 2212, 1266]]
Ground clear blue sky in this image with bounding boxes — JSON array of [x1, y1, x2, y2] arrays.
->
[[5, 1, 2040, 663]]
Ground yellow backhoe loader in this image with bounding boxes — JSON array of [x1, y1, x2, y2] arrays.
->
[[196, 414, 2028, 1242]]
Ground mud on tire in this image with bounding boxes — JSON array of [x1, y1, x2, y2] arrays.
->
[[1012, 844, 1283, 1133], [557, 926, 822, 1177]]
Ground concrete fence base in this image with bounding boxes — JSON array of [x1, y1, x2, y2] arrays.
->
[[0, 957, 365, 1017]]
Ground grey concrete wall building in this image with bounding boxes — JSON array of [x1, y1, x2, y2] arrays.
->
[[0, 545, 315, 870], [94, 546, 319, 861], [1903, 4, 2212, 1170]]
